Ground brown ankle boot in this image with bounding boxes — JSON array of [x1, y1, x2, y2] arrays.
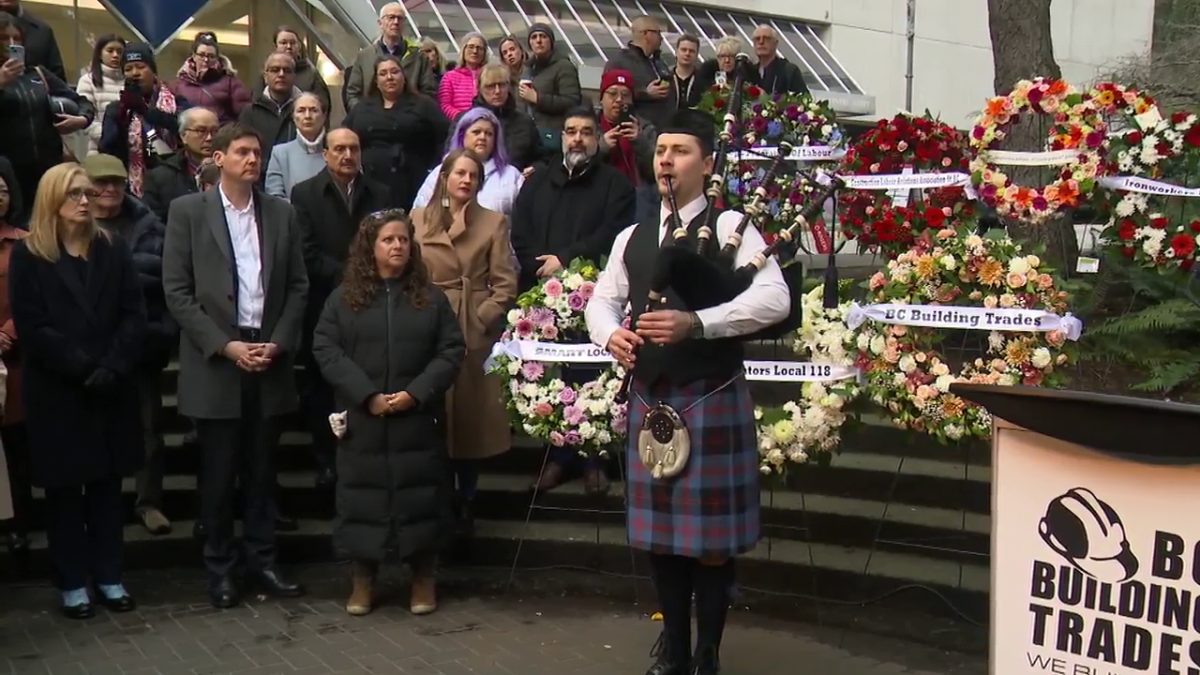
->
[[409, 553, 437, 615], [346, 560, 377, 616]]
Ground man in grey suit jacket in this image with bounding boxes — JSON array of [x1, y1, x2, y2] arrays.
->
[[163, 123, 309, 608]]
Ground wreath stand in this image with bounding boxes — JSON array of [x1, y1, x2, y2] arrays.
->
[[505, 364, 640, 603]]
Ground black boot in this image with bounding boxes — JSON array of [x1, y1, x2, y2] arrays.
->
[[647, 554, 695, 675], [692, 560, 735, 675], [645, 631, 690, 675]]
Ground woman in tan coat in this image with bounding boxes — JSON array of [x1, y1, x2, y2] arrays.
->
[[411, 148, 517, 534]]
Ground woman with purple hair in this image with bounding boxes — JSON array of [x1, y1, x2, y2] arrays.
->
[[413, 107, 524, 216]]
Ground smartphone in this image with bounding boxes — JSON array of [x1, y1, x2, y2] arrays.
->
[[7, 44, 24, 64], [617, 105, 633, 126], [124, 78, 140, 91]]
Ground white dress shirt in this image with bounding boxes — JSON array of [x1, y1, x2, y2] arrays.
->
[[220, 186, 266, 330], [412, 158, 525, 215], [585, 194, 791, 351]]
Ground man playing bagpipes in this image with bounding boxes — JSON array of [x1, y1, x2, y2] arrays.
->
[[583, 108, 791, 675]]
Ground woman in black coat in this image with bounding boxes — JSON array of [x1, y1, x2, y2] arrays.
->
[[8, 163, 146, 619], [312, 208, 465, 618], [471, 63, 541, 170], [343, 55, 449, 211]]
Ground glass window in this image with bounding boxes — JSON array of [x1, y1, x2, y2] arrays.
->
[[675, 5, 723, 48], [513, 0, 589, 64], [573, 1, 626, 62], [486, 0, 532, 47], [655, 3, 712, 59], [802, 24, 861, 93], [405, 2, 456, 53], [459, 0, 519, 52]]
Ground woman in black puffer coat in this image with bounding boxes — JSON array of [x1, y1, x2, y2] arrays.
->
[[469, 63, 541, 171]]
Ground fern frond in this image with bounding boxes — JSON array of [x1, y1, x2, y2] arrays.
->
[[1132, 355, 1200, 392], [1089, 298, 1200, 336]]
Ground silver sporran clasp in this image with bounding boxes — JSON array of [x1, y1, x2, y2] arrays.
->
[[638, 404, 690, 480]]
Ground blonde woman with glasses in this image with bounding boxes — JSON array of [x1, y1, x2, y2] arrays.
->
[[471, 63, 540, 170], [698, 36, 748, 89], [438, 32, 489, 120], [8, 163, 147, 619]]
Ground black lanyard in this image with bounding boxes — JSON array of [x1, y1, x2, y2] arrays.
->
[[674, 70, 695, 108]]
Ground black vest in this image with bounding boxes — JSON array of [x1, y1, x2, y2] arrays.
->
[[623, 204, 744, 387]]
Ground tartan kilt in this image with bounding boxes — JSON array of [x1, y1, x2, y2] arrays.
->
[[625, 374, 761, 559]]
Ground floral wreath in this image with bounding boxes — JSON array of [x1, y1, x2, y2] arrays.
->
[[488, 259, 627, 457], [853, 227, 1077, 443], [755, 283, 860, 476], [838, 112, 976, 259], [1093, 88, 1200, 275], [969, 77, 1106, 225], [698, 84, 845, 238]]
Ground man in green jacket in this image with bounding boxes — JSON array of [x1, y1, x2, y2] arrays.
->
[[344, 2, 437, 109]]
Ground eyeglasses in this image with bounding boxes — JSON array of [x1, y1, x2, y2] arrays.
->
[[381, 14, 404, 23], [186, 127, 217, 137], [194, 52, 218, 60], [266, 66, 294, 75], [483, 82, 509, 91], [65, 188, 89, 202], [465, 44, 485, 51]]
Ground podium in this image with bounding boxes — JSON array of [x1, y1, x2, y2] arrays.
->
[[949, 384, 1200, 675]]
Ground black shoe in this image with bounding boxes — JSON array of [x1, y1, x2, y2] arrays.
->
[[250, 567, 305, 598], [61, 602, 95, 620], [646, 658, 690, 675], [275, 514, 299, 532], [93, 588, 137, 613], [208, 575, 239, 608], [315, 467, 337, 489]]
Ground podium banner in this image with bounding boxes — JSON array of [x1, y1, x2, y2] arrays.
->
[[992, 422, 1200, 674], [484, 340, 858, 382]]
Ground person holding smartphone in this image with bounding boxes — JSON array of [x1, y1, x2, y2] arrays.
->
[[0, 11, 92, 213], [604, 15, 674, 129], [595, 70, 655, 190]]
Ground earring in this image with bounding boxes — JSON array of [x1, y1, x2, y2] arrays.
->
[[441, 181, 449, 208]]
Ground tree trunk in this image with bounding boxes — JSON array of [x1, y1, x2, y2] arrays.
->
[[987, 0, 1079, 273]]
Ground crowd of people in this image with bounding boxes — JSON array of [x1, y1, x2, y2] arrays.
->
[[0, 0, 807, 672]]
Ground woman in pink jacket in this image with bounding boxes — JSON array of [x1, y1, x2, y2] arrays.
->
[[437, 32, 488, 121]]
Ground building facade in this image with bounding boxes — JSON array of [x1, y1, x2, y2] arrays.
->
[[18, 0, 1155, 127]]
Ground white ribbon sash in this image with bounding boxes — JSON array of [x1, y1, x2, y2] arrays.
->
[[484, 340, 858, 382], [838, 172, 972, 190], [725, 145, 847, 162], [981, 149, 1081, 167], [1098, 175, 1200, 198], [845, 302, 1083, 340]]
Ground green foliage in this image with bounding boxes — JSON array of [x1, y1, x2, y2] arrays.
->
[[1083, 262, 1200, 393]]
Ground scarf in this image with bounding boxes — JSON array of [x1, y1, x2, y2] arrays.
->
[[128, 85, 178, 196], [297, 130, 325, 154], [600, 116, 638, 185]]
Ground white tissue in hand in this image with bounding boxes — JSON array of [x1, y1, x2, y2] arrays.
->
[[329, 411, 348, 438]]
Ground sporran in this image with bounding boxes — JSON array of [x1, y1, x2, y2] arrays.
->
[[638, 403, 690, 479]]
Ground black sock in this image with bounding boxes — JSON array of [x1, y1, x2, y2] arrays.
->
[[693, 558, 735, 661], [648, 553, 694, 663]]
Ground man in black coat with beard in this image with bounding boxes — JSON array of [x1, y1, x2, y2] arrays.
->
[[510, 106, 635, 494], [290, 127, 393, 487]]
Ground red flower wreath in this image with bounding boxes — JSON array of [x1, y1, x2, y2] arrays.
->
[[837, 113, 977, 259]]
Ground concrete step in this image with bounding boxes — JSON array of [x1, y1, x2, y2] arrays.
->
[[0, 516, 988, 622]]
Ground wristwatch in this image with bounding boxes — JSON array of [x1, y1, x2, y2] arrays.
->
[[686, 311, 704, 340]]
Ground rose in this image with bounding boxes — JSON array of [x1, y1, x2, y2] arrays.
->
[[534, 402, 553, 417]]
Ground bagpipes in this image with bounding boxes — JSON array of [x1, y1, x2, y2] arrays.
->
[[612, 54, 844, 404]]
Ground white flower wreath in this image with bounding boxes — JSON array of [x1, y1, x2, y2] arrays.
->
[[754, 284, 861, 475]]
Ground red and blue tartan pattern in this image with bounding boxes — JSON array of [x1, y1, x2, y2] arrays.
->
[[625, 375, 761, 559]]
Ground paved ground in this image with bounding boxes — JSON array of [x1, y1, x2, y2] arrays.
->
[[0, 566, 985, 675]]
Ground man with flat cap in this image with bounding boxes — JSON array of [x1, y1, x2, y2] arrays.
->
[[584, 108, 790, 675]]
